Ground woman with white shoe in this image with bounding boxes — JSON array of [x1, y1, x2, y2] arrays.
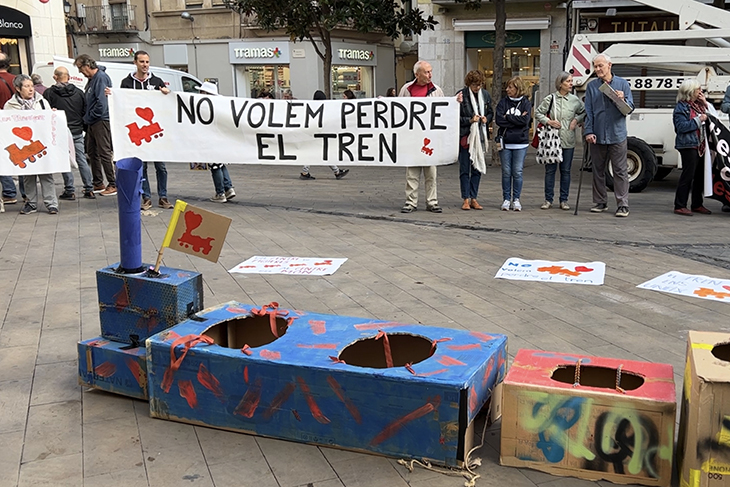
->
[[495, 76, 532, 211], [535, 72, 585, 211]]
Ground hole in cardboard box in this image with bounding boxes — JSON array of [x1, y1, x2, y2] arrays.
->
[[551, 365, 644, 391], [339, 333, 435, 368], [203, 316, 288, 349], [712, 343, 730, 362]]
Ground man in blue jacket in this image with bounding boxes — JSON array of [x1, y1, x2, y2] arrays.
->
[[584, 53, 634, 217], [75, 54, 116, 196]]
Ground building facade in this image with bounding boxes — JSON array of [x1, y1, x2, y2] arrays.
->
[[1, 1, 66, 76]]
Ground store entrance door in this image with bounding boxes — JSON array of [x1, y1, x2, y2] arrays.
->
[[0, 6, 32, 75]]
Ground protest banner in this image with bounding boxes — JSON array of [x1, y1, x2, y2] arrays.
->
[[704, 114, 730, 205], [638, 270, 730, 302], [0, 110, 71, 176], [109, 90, 459, 166], [495, 258, 606, 285], [229, 256, 347, 276]]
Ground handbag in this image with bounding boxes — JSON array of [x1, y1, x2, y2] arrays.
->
[[535, 125, 562, 165], [531, 94, 555, 148]]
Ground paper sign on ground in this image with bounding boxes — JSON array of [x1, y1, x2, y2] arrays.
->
[[638, 270, 730, 302], [109, 90, 458, 166], [1, 111, 71, 176], [495, 258, 606, 285], [229, 256, 347, 276]]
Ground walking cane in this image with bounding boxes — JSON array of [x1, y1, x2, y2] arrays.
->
[[573, 142, 591, 215]]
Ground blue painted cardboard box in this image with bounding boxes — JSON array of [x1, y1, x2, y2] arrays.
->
[[146, 302, 507, 466], [78, 336, 148, 400], [96, 263, 203, 344]]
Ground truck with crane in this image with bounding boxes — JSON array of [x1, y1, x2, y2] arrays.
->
[[565, 0, 730, 192]]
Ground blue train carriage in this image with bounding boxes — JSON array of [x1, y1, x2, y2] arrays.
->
[[146, 301, 507, 466], [78, 337, 148, 400]]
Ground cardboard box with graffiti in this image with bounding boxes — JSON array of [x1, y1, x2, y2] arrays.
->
[[146, 301, 507, 467], [500, 349, 676, 487], [677, 331, 730, 487]]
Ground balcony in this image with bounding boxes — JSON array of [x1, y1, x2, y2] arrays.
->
[[71, 4, 139, 33]]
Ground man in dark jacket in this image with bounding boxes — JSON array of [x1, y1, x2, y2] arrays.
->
[[75, 54, 116, 196], [119, 51, 174, 210], [44, 66, 95, 200]]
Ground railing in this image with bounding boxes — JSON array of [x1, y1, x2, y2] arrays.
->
[[72, 4, 138, 33]]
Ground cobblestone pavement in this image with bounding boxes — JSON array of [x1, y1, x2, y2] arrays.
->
[[1, 155, 728, 487]]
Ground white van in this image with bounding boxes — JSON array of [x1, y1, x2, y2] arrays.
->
[[32, 56, 203, 93]]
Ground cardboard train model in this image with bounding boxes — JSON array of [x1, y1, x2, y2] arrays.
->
[[77, 262, 730, 487]]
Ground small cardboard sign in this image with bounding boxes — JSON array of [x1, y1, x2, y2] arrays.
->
[[166, 202, 232, 263], [638, 270, 730, 303], [495, 258, 605, 285], [229, 256, 347, 275], [0, 110, 71, 175]]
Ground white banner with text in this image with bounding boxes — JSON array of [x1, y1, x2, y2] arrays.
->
[[638, 271, 730, 303], [1, 111, 71, 176], [495, 258, 606, 285], [109, 90, 459, 166]]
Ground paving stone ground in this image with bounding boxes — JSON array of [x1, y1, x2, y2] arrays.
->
[[1, 153, 729, 487]]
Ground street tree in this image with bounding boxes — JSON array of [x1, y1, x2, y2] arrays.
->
[[223, 0, 437, 98]]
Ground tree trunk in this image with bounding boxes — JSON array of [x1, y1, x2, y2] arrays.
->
[[322, 30, 332, 99], [491, 0, 506, 164]]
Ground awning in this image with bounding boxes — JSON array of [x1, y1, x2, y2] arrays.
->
[[452, 17, 551, 32]]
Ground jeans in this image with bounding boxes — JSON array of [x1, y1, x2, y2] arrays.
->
[[458, 146, 481, 199], [142, 161, 168, 199], [544, 148, 574, 203], [675, 148, 704, 209], [61, 133, 94, 193], [500, 147, 527, 201], [211, 165, 233, 195], [1, 176, 16, 198]]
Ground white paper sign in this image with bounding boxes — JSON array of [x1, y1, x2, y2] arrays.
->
[[229, 256, 347, 276], [495, 258, 606, 285], [0, 111, 71, 176], [109, 90, 459, 166], [638, 270, 730, 302]]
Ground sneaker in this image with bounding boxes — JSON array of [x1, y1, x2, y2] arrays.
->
[[513, 199, 522, 212], [615, 206, 630, 217], [501, 200, 511, 211], [225, 188, 236, 200], [591, 203, 608, 213], [540, 200, 552, 210], [83, 191, 96, 199], [560, 201, 570, 211], [59, 191, 76, 201], [100, 185, 117, 196], [427, 204, 443, 213], [92, 184, 106, 193], [299, 172, 315, 180], [141, 198, 152, 210], [159, 197, 174, 209], [48, 207, 58, 215], [2, 196, 17, 205], [335, 168, 350, 180], [211, 193, 227, 203], [400, 204, 416, 213], [19, 202, 37, 215]]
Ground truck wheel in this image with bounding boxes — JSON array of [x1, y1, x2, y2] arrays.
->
[[653, 167, 673, 181], [606, 137, 657, 193]]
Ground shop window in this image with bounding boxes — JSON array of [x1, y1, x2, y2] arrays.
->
[[248, 65, 290, 98], [474, 47, 540, 96], [0, 38, 21, 75], [332, 65, 372, 99]]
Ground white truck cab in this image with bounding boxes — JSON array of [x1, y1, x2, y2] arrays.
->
[[32, 56, 203, 94]]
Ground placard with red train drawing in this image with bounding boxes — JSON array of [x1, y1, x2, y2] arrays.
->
[[638, 270, 730, 303], [229, 256, 347, 276], [109, 90, 459, 166], [495, 258, 606, 285], [0, 111, 71, 176]]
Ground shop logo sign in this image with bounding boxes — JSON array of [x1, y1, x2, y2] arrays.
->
[[99, 47, 135, 58], [338, 49, 374, 61], [0, 19, 24, 30], [234, 47, 282, 59]]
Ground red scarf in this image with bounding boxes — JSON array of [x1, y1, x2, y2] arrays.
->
[[688, 100, 707, 155]]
